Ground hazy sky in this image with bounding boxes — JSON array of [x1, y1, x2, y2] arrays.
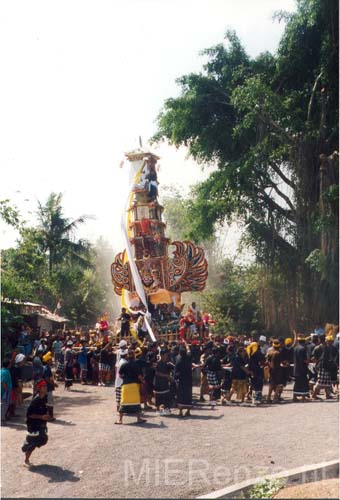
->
[[0, 0, 296, 252]]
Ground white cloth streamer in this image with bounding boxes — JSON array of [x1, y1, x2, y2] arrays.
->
[[120, 158, 156, 342]]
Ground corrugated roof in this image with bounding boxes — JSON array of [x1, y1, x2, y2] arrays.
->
[[2, 298, 69, 322], [36, 312, 70, 323], [1, 299, 44, 307]]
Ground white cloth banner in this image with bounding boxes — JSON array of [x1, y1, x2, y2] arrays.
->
[[144, 315, 155, 342], [120, 158, 156, 342], [120, 158, 148, 308]]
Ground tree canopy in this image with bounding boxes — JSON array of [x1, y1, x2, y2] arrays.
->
[[1, 193, 110, 327], [153, 0, 339, 330], [37, 192, 92, 273]]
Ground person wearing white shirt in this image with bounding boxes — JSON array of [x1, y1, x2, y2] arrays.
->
[[259, 335, 269, 355], [115, 347, 128, 413]]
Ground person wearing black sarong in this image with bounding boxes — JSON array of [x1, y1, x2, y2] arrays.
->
[[281, 338, 294, 387], [154, 350, 172, 414], [205, 347, 222, 402], [174, 347, 193, 417], [312, 335, 338, 399], [267, 340, 284, 403], [22, 379, 52, 467], [116, 350, 147, 425], [64, 341, 74, 390], [248, 343, 265, 405], [293, 336, 309, 401], [144, 344, 158, 407]]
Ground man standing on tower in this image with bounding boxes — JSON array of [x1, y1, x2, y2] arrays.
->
[[117, 308, 131, 338]]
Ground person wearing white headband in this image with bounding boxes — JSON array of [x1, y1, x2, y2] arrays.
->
[[258, 335, 269, 355]]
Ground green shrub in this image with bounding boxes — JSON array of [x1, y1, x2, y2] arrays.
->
[[248, 478, 284, 499]]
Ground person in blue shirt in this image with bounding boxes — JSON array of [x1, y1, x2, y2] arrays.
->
[[314, 324, 324, 336], [1, 359, 13, 423], [18, 325, 32, 357], [77, 341, 88, 385]]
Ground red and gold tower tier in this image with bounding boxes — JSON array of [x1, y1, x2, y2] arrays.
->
[[111, 148, 208, 315]]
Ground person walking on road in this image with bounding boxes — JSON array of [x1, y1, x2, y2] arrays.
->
[[1, 359, 12, 424], [115, 349, 147, 425], [114, 347, 128, 413], [293, 336, 310, 402], [52, 337, 63, 365], [312, 334, 338, 399], [78, 340, 88, 385], [247, 342, 265, 405], [266, 339, 284, 403], [42, 352, 57, 419], [154, 349, 172, 415], [98, 342, 112, 386], [22, 379, 52, 467], [64, 341, 74, 390], [174, 345, 194, 417]]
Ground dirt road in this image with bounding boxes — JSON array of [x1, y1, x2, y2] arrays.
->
[[1, 383, 338, 498]]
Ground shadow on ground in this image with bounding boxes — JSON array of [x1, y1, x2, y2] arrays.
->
[[29, 464, 80, 483], [125, 421, 168, 428], [50, 418, 76, 426], [55, 395, 105, 409], [1, 421, 26, 432], [65, 388, 96, 394], [180, 413, 224, 420]]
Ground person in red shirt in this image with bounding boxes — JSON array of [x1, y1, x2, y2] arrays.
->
[[179, 316, 188, 341], [99, 316, 109, 332], [99, 314, 109, 342]]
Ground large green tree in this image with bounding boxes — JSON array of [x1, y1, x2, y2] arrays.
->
[[153, 0, 339, 330], [37, 192, 91, 273], [161, 186, 263, 334], [1, 228, 54, 305], [0, 199, 21, 229], [202, 259, 263, 336], [1, 193, 106, 326]]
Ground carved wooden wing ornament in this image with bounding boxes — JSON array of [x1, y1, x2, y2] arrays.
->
[[166, 241, 188, 289], [168, 241, 208, 293], [111, 241, 208, 296], [110, 251, 131, 296]]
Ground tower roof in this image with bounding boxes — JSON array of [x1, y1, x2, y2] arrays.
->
[[125, 148, 160, 162]]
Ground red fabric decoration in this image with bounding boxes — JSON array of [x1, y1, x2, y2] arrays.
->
[[36, 380, 47, 389], [140, 218, 151, 234], [179, 327, 186, 340]]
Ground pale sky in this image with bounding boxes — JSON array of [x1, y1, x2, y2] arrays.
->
[[0, 0, 296, 253]]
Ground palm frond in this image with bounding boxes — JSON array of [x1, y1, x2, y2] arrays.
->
[[62, 215, 96, 234]]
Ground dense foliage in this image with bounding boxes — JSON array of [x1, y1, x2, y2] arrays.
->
[[153, 0, 339, 332], [161, 187, 263, 335], [201, 259, 263, 336], [1, 194, 112, 327]]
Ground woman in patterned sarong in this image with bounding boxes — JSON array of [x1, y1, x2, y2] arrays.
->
[[115, 350, 147, 425]]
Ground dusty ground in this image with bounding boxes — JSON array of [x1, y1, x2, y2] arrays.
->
[[1, 382, 338, 498], [274, 478, 339, 498]]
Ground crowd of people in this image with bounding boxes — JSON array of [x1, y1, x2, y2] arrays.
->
[[1, 314, 339, 466]]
